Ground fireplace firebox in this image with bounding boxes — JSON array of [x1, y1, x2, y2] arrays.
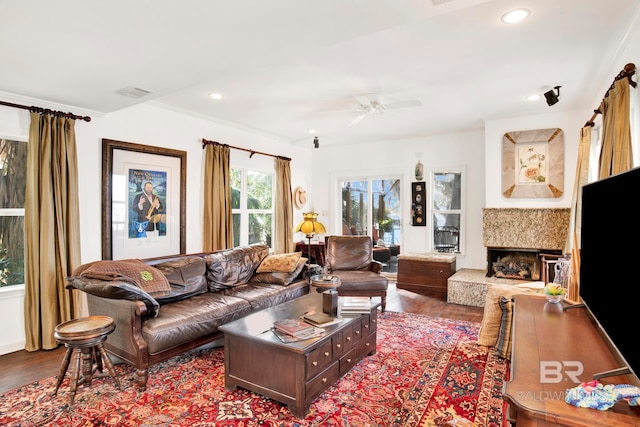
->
[[486, 247, 562, 281]]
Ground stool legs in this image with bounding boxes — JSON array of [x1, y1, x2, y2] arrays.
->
[[52, 343, 120, 407], [96, 343, 121, 390]]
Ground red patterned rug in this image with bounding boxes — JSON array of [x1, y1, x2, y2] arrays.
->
[[0, 312, 508, 426]]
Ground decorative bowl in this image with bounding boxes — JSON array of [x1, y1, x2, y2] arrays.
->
[[544, 283, 565, 303]]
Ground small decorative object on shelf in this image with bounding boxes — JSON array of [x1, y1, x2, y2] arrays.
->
[[544, 283, 565, 303], [415, 160, 424, 181]]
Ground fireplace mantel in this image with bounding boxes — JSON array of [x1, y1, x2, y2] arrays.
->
[[482, 208, 570, 251]]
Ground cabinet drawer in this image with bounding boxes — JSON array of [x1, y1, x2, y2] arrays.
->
[[306, 361, 340, 399], [339, 348, 359, 376], [306, 340, 333, 380], [332, 331, 345, 358], [359, 333, 376, 357]]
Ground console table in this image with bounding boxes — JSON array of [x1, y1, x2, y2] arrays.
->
[[503, 295, 640, 426]]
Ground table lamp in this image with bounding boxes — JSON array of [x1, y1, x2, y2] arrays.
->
[[294, 212, 327, 283]]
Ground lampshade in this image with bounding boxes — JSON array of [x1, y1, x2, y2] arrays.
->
[[294, 212, 327, 237]]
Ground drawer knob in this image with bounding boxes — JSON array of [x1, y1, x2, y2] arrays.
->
[[355, 330, 360, 335], [322, 378, 327, 383], [336, 343, 342, 348], [365, 342, 370, 347], [312, 361, 318, 366], [324, 351, 330, 357], [372, 319, 377, 324], [346, 336, 351, 341], [363, 324, 369, 329], [347, 358, 352, 363]]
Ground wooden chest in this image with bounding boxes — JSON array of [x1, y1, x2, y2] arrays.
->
[[396, 253, 456, 296]]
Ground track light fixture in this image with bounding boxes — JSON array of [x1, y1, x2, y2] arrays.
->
[[544, 86, 561, 106], [313, 136, 319, 149]]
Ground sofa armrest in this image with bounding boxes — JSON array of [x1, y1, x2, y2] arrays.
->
[[82, 293, 150, 370], [67, 275, 159, 317]]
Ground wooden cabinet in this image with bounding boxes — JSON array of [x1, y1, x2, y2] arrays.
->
[[503, 295, 640, 426], [396, 253, 456, 296]]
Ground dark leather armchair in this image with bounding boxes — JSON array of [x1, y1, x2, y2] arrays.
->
[[324, 235, 389, 311]]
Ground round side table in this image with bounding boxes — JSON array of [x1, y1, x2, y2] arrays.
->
[[309, 274, 341, 293], [53, 315, 121, 407]]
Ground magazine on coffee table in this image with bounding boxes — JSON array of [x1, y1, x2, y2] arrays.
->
[[271, 325, 326, 343]]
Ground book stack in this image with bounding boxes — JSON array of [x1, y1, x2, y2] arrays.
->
[[339, 297, 373, 315], [303, 312, 341, 327], [272, 318, 324, 342]]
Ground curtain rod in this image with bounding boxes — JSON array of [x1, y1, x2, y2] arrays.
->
[[202, 138, 291, 161], [584, 62, 636, 127], [0, 99, 91, 122]]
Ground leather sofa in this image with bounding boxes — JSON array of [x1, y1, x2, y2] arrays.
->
[[67, 244, 309, 390]]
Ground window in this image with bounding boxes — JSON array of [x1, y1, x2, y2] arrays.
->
[[0, 138, 27, 287], [231, 167, 274, 248], [431, 169, 464, 253]]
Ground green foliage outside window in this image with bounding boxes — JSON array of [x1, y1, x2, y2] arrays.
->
[[0, 138, 27, 287]]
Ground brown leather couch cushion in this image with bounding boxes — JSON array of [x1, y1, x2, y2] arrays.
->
[[204, 244, 269, 291], [252, 256, 307, 286]]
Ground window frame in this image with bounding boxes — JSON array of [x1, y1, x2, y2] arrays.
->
[[429, 166, 465, 254], [231, 166, 275, 248], [0, 135, 27, 288]]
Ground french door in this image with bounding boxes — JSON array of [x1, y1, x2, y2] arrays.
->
[[339, 177, 401, 246]]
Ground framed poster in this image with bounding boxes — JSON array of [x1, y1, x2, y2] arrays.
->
[[411, 181, 426, 226], [502, 128, 564, 198], [102, 139, 186, 260]]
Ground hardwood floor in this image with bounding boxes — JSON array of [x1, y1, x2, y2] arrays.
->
[[0, 281, 484, 395]]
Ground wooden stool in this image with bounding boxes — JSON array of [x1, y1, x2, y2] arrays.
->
[[52, 315, 121, 406]]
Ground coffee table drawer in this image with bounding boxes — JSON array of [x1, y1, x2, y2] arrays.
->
[[306, 361, 340, 399], [339, 348, 359, 375], [306, 340, 333, 379]]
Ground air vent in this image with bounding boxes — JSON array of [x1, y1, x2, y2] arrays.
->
[[116, 86, 151, 99]]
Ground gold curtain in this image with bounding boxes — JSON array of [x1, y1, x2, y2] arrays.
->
[[203, 143, 232, 251], [24, 112, 81, 351], [598, 78, 633, 179], [273, 157, 294, 253], [564, 126, 592, 302]]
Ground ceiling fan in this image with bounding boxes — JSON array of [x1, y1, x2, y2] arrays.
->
[[348, 93, 422, 126]]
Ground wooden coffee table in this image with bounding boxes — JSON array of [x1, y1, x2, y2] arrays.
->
[[218, 292, 379, 418]]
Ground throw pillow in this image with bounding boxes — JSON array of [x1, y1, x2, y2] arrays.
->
[[256, 252, 302, 273], [252, 257, 308, 286], [76, 259, 171, 296], [477, 283, 538, 347], [495, 296, 514, 359]]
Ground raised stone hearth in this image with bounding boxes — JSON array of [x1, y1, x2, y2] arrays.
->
[[447, 208, 569, 307]]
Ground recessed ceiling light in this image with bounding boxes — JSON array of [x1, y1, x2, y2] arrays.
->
[[501, 9, 530, 24], [527, 94, 541, 101], [308, 129, 316, 134], [208, 92, 222, 100]]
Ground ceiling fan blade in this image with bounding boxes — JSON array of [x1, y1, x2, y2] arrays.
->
[[385, 99, 423, 110], [348, 113, 367, 127], [353, 94, 373, 108]]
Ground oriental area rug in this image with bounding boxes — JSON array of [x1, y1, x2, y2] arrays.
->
[[0, 312, 508, 427]]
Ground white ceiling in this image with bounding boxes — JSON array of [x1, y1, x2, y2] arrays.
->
[[1, 0, 638, 147]]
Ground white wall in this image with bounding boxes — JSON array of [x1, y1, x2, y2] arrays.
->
[[0, 100, 313, 355], [309, 131, 487, 271]]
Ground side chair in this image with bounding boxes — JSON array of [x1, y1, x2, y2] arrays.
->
[[324, 235, 389, 311]]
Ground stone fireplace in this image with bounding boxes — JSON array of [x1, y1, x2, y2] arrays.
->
[[482, 208, 570, 280]]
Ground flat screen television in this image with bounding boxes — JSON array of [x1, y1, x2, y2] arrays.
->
[[580, 166, 640, 380]]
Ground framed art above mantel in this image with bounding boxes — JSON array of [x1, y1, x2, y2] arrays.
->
[[102, 139, 186, 260], [501, 128, 564, 198]]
